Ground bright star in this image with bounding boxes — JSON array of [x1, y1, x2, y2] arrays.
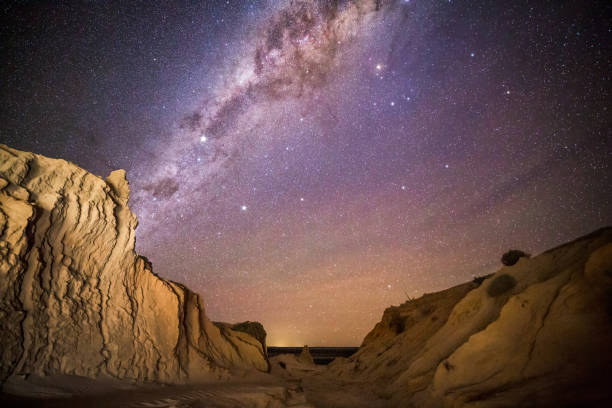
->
[[241, 205, 248, 211], [200, 135, 208, 143], [300, 197, 305, 202], [376, 63, 382, 70]]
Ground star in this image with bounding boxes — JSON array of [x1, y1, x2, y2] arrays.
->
[[200, 135, 208, 143], [241, 205, 248, 211]]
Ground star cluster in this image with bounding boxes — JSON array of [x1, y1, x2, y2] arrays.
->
[[1, 0, 611, 346]]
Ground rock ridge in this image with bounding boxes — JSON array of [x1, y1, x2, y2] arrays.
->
[[329, 227, 612, 407]]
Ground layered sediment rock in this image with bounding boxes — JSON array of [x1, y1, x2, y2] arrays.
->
[[330, 227, 612, 407], [0, 144, 268, 388]]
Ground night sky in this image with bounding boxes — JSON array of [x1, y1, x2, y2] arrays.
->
[[1, 0, 611, 346]]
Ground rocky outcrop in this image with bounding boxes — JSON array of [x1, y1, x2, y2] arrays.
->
[[329, 227, 612, 407], [215, 321, 268, 353], [329, 281, 476, 387], [214, 320, 270, 371], [0, 144, 268, 389], [297, 346, 315, 366]]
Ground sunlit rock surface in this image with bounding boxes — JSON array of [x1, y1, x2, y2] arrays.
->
[[0, 144, 268, 388], [329, 227, 612, 407]]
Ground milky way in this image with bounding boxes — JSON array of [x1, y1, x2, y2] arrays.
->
[[2, 0, 611, 345], [133, 0, 391, 222]]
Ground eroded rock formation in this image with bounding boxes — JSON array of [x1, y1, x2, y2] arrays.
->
[[330, 227, 612, 407], [297, 345, 315, 366], [0, 144, 268, 388]]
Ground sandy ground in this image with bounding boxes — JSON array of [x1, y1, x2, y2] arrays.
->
[[266, 354, 390, 408], [0, 357, 388, 408], [0, 371, 310, 408]]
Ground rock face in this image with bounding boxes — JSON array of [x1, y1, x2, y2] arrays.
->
[[214, 321, 270, 371], [0, 144, 268, 388], [330, 227, 612, 407]]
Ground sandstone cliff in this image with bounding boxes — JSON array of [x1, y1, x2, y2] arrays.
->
[[0, 144, 268, 389], [329, 227, 612, 407]]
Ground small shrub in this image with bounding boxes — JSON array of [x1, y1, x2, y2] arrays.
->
[[487, 274, 517, 297], [501, 249, 530, 266], [403, 292, 415, 303]]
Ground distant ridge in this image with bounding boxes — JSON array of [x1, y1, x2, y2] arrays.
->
[[268, 347, 358, 365]]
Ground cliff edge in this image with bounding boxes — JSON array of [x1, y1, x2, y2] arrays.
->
[[0, 144, 268, 390]]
